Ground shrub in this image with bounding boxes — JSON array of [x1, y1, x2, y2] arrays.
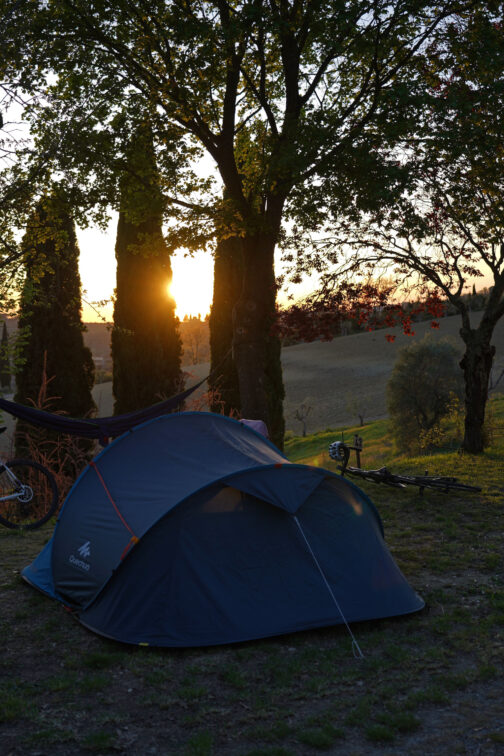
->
[[387, 336, 464, 452]]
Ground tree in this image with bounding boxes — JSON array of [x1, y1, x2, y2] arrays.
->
[[7, 0, 462, 448], [208, 236, 242, 416], [181, 316, 209, 366], [0, 1, 63, 293], [294, 400, 312, 437], [281, 7, 504, 453], [0, 320, 10, 390], [346, 393, 368, 427], [15, 195, 95, 454], [387, 336, 464, 452], [112, 125, 183, 414]]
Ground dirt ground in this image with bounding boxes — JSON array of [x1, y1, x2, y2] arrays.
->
[[1, 520, 503, 756]]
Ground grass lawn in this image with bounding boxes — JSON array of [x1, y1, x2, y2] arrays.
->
[[1, 398, 503, 755]]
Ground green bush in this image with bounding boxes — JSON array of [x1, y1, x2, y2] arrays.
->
[[387, 335, 464, 452]]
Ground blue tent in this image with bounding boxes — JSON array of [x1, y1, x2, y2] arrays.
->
[[23, 412, 424, 647]]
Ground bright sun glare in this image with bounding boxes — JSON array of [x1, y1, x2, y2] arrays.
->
[[77, 222, 311, 324], [170, 251, 214, 320], [77, 222, 214, 323]]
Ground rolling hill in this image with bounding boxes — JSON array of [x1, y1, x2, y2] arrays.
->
[[82, 311, 504, 435], [1, 312, 503, 452]]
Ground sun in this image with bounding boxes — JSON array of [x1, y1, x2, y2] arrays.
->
[[170, 250, 214, 321], [77, 219, 215, 323]]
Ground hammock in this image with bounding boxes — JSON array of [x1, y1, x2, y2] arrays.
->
[[0, 376, 208, 445]]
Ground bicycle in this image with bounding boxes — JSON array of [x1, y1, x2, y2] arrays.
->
[[329, 440, 482, 495], [0, 427, 59, 530]]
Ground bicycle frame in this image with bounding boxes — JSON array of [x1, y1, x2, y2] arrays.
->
[[0, 458, 33, 503]]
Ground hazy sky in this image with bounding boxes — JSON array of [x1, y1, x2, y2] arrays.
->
[[77, 220, 215, 323], [77, 219, 312, 324], [77, 217, 491, 325]]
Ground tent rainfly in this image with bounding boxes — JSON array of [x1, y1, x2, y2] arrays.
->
[[23, 412, 424, 647]]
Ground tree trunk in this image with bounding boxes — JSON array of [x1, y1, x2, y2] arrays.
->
[[0, 321, 11, 390], [232, 233, 285, 449], [208, 236, 242, 415], [460, 330, 495, 453]]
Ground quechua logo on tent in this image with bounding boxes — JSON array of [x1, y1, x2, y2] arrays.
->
[[69, 541, 92, 572], [78, 541, 91, 558]]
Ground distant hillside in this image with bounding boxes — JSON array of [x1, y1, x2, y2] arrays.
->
[[0, 316, 210, 375], [2, 312, 503, 451], [82, 318, 210, 369], [280, 312, 504, 434], [83, 322, 113, 369], [75, 312, 504, 435], [175, 311, 504, 436], [0, 317, 114, 369]]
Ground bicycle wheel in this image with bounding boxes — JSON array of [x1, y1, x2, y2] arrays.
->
[[0, 458, 59, 530]]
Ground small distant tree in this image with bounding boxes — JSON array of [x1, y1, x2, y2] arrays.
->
[[387, 336, 464, 452], [346, 394, 368, 427], [182, 316, 209, 366], [15, 195, 95, 457], [0, 321, 10, 390], [294, 401, 312, 438]]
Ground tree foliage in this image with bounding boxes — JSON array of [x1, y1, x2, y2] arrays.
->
[[15, 195, 95, 455], [4, 0, 467, 447], [281, 5, 504, 452], [387, 336, 464, 452]]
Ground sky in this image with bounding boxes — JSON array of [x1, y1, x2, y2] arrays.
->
[[77, 219, 216, 323], [77, 217, 493, 325], [77, 219, 313, 324]]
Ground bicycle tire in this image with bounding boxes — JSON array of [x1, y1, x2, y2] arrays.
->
[[0, 458, 59, 530]]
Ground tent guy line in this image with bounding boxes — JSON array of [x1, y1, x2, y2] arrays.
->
[[293, 514, 365, 659]]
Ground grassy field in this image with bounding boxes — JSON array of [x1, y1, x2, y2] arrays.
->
[[1, 399, 503, 755]]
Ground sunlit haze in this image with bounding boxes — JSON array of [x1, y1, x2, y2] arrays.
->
[[77, 221, 491, 325], [77, 221, 214, 323], [77, 222, 304, 324]]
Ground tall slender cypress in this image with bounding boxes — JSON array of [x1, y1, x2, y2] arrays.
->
[[0, 321, 11, 391], [15, 197, 95, 455], [112, 126, 182, 414]]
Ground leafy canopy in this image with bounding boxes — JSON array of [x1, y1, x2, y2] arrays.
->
[[3, 0, 463, 249]]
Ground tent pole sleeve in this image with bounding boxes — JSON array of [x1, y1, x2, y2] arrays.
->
[[292, 515, 364, 659], [90, 462, 139, 546]]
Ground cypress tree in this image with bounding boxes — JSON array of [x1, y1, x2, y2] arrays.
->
[[0, 321, 11, 391], [15, 196, 95, 456], [112, 126, 182, 414]]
